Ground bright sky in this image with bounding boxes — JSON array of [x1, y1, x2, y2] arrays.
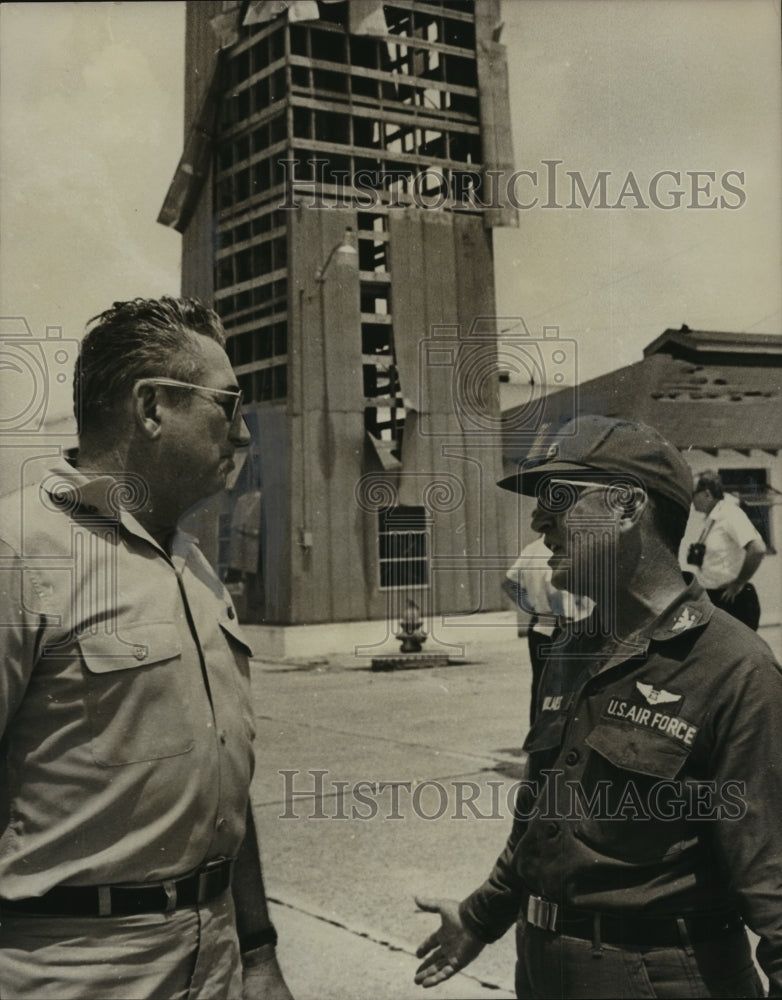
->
[[495, 0, 782, 388], [1, 0, 780, 422]]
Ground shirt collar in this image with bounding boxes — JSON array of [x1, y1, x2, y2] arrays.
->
[[570, 578, 713, 663], [41, 458, 122, 520], [41, 458, 194, 560]]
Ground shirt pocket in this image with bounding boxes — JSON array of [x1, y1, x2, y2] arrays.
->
[[573, 721, 696, 862], [79, 621, 194, 766]]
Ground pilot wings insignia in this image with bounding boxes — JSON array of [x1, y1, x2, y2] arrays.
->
[[636, 681, 681, 706]]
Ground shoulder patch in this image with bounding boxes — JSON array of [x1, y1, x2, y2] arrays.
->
[[670, 606, 703, 632]]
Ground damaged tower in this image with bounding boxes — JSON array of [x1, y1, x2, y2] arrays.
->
[[160, 0, 518, 626]]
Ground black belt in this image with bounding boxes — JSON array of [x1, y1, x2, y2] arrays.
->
[[0, 858, 234, 918], [523, 893, 743, 947]]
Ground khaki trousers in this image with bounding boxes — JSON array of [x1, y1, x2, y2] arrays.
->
[[0, 890, 242, 1000]]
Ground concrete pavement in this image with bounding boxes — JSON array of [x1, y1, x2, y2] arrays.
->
[[246, 623, 528, 1000]]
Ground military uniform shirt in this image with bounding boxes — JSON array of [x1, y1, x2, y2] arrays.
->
[[460, 582, 782, 995]]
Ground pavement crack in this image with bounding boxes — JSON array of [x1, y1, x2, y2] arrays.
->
[[267, 895, 508, 992], [256, 713, 505, 769]]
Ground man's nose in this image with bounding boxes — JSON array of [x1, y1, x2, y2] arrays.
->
[[230, 413, 252, 448], [530, 504, 553, 534]]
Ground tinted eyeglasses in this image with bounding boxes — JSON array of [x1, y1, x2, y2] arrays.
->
[[139, 378, 244, 424]]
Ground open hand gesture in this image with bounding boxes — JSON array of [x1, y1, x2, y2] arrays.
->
[[414, 896, 485, 988]]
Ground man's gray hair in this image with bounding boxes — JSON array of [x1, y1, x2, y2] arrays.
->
[[74, 296, 227, 435]]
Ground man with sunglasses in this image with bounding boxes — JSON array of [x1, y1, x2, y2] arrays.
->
[[415, 415, 782, 998], [0, 298, 294, 999], [680, 470, 766, 631]]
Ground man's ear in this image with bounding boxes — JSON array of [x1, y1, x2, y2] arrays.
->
[[617, 487, 648, 532], [132, 381, 163, 440]]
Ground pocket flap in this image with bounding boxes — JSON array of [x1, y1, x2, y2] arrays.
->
[[78, 621, 181, 674], [522, 710, 568, 754], [585, 722, 691, 780], [219, 617, 254, 657]]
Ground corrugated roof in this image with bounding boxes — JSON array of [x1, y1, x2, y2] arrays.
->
[[503, 330, 782, 461], [643, 326, 782, 361]]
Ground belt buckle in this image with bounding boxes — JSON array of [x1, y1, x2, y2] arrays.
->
[[527, 894, 559, 932], [162, 880, 177, 913], [196, 858, 232, 904]]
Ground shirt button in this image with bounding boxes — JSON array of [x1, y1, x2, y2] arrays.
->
[[546, 822, 559, 838], [219, 730, 227, 744], [565, 750, 580, 766], [217, 818, 227, 831], [133, 645, 148, 661], [227, 606, 236, 620]]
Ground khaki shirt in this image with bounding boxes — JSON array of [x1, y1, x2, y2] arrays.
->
[[0, 459, 256, 897]]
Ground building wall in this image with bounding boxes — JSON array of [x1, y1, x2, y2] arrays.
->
[[250, 405, 291, 621], [286, 207, 369, 623], [182, 179, 215, 302], [278, 205, 513, 624], [183, 1, 223, 129], [180, 1, 221, 298], [387, 209, 508, 617]]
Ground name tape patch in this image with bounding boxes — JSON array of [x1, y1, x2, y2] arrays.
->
[[603, 697, 699, 747]]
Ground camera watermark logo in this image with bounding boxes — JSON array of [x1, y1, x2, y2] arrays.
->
[[417, 317, 578, 442], [0, 318, 79, 435]]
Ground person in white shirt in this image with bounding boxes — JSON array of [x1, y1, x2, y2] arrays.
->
[[503, 536, 593, 725], [680, 470, 766, 630]]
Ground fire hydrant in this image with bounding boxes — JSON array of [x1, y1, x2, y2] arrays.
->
[[396, 599, 427, 653]]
